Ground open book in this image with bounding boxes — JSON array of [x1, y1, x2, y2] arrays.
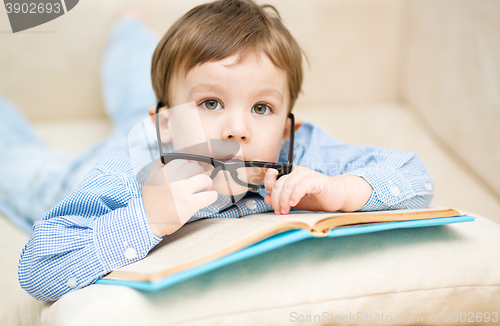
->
[[96, 208, 474, 291]]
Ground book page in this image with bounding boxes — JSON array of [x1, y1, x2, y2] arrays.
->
[[242, 208, 460, 231], [105, 217, 308, 281], [314, 207, 460, 231], [241, 211, 340, 228]]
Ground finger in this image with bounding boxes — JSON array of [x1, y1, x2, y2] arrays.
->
[[270, 173, 290, 214], [183, 161, 207, 177], [289, 176, 325, 208], [198, 161, 214, 174], [264, 168, 279, 193], [150, 158, 165, 173], [163, 159, 190, 183], [264, 193, 272, 206], [165, 159, 190, 170], [278, 174, 306, 214], [288, 177, 311, 208], [169, 173, 214, 212], [192, 190, 218, 210], [185, 174, 214, 193], [173, 190, 218, 225], [167, 161, 206, 183]]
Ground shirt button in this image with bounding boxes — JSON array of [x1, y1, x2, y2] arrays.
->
[[425, 183, 433, 191], [124, 247, 138, 260], [245, 199, 257, 210], [66, 277, 77, 289], [390, 186, 400, 197]]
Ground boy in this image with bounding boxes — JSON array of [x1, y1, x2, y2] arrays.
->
[[17, 0, 433, 301]]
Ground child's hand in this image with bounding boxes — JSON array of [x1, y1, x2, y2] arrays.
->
[[264, 166, 373, 215], [142, 159, 218, 237]]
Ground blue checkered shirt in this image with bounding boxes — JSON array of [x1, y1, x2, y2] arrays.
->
[[18, 122, 434, 301]]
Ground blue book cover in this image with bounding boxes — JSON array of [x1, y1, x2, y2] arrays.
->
[[96, 209, 474, 291]]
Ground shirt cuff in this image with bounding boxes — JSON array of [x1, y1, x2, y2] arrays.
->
[[344, 167, 417, 211], [93, 197, 163, 272]]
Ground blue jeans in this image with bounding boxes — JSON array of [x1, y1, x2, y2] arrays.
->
[[0, 18, 159, 234]]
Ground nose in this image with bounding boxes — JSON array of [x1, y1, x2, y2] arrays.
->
[[220, 111, 251, 142]]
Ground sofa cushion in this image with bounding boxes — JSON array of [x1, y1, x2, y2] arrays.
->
[[3, 212, 499, 326]]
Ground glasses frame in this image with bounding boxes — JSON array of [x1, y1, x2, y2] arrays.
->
[[154, 102, 295, 189]]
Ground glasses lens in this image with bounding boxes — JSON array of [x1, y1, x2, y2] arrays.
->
[[235, 165, 275, 187], [164, 156, 282, 189], [164, 158, 214, 183]]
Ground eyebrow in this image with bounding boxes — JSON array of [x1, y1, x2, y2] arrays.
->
[[253, 88, 283, 104], [188, 84, 225, 98], [188, 83, 284, 105]]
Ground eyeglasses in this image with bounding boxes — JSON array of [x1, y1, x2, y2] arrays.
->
[[154, 102, 295, 189]]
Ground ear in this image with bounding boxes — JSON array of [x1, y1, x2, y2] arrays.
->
[[148, 105, 172, 143], [281, 115, 303, 146]]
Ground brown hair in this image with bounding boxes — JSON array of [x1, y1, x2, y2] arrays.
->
[[151, 0, 304, 112]]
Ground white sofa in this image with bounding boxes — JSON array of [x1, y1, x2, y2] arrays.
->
[[1, 0, 499, 325]]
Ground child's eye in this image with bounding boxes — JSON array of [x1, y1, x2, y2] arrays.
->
[[201, 99, 222, 110], [252, 103, 272, 115]]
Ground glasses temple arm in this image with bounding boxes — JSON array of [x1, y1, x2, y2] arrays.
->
[[155, 102, 165, 164], [288, 113, 295, 165]]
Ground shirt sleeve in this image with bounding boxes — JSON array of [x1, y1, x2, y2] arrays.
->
[[289, 123, 434, 211], [18, 165, 163, 301]]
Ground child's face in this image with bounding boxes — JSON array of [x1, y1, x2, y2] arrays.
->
[[152, 53, 302, 195]]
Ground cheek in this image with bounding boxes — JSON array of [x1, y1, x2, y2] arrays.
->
[[255, 132, 284, 161], [197, 112, 220, 139]]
